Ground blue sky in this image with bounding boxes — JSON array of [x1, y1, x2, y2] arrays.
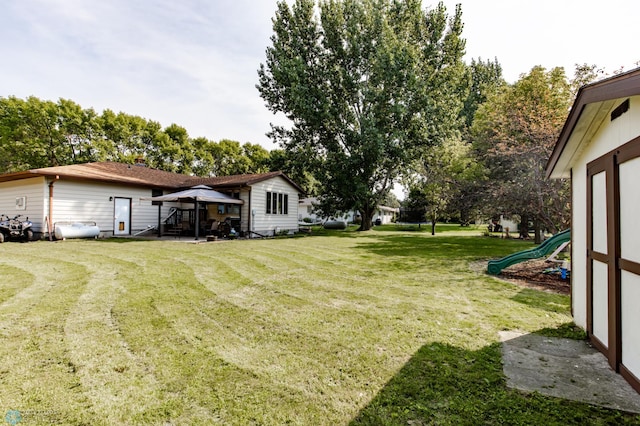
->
[[1, 0, 639, 151]]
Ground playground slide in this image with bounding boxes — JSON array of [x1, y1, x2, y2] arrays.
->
[[486, 229, 571, 275]]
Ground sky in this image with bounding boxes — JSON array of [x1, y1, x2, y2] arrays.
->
[[1, 0, 640, 152]]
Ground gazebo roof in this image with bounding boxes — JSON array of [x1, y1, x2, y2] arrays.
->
[[141, 185, 243, 204]]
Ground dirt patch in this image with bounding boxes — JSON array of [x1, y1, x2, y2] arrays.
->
[[470, 259, 570, 295], [497, 259, 570, 295]]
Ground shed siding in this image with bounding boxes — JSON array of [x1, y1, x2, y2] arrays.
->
[[0, 177, 47, 232], [570, 96, 640, 329], [250, 177, 299, 236]]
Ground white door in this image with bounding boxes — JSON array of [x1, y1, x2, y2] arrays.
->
[[587, 137, 640, 392], [114, 198, 131, 235], [589, 170, 609, 350], [619, 153, 640, 385]]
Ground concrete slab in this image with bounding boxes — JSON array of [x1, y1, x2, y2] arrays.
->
[[500, 331, 640, 413]]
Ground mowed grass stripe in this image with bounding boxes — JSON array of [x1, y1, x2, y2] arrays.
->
[[62, 251, 168, 425], [0, 250, 92, 424], [155, 239, 507, 414], [101, 242, 391, 420], [0, 263, 32, 305], [106, 251, 330, 424]]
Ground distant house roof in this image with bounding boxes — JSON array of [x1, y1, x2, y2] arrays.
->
[[546, 67, 640, 179], [0, 161, 304, 193], [377, 205, 400, 213]]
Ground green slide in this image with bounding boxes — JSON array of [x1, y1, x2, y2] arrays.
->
[[487, 229, 571, 275]]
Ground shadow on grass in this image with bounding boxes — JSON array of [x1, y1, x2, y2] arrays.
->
[[351, 332, 637, 425], [534, 322, 587, 340]]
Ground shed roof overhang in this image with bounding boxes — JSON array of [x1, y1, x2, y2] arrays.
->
[[546, 68, 640, 179]]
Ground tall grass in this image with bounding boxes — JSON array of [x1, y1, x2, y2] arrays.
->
[[0, 227, 636, 424]]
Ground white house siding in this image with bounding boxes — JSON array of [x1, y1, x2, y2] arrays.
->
[[250, 177, 299, 236], [375, 207, 398, 224], [50, 180, 173, 236], [569, 95, 640, 329], [0, 177, 47, 233]]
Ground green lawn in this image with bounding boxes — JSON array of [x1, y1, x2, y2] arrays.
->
[[0, 226, 637, 425]]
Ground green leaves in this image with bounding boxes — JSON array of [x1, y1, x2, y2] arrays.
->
[[258, 0, 467, 229], [0, 96, 276, 177], [471, 66, 573, 234]]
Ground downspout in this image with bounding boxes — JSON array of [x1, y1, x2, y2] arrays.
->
[[247, 186, 251, 236], [48, 175, 59, 241]]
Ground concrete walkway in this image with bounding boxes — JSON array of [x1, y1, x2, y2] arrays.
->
[[500, 331, 640, 413]]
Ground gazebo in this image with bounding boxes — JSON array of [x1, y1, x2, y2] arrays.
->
[[142, 185, 244, 240]]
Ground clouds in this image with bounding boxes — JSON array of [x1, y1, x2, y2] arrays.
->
[[1, 0, 282, 147]]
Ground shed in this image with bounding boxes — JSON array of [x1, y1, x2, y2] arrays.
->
[[546, 67, 640, 393]]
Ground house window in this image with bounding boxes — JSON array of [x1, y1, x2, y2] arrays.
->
[[266, 191, 289, 215], [272, 192, 277, 213]]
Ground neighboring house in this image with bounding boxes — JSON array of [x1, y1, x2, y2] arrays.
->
[[0, 162, 303, 238], [546, 68, 640, 393], [298, 197, 398, 224], [375, 205, 398, 224]]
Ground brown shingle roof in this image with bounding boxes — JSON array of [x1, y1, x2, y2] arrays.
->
[[0, 162, 193, 188], [0, 162, 305, 193], [192, 171, 304, 193]]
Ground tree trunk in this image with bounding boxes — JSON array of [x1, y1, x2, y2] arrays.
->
[[460, 208, 469, 226], [519, 214, 529, 239], [534, 217, 543, 244], [431, 217, 436, 236], [358, 206, 374, 231]]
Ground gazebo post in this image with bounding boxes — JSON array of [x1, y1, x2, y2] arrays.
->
[[195, 200, 200, 240], [157, 204, 162, 237]]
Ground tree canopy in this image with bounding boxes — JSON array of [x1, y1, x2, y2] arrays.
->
[[257, 0, 467, 230], [403, 56, 505, 231], [0, 96, 273, 178], [471, 66, 573, 240]]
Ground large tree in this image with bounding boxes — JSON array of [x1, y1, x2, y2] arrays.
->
[[472, 66, 573, 241], [405, 136, 484, 234], [257, 0, 466, 230]]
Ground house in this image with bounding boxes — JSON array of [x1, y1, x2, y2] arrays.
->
[[298, 197, 398, 225], [0, 162, 304, 239], [546, 68, 640, 393], [375, 205, 398, 224]]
